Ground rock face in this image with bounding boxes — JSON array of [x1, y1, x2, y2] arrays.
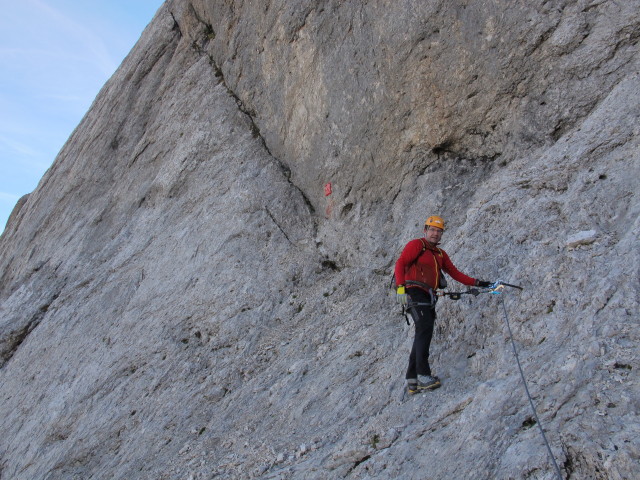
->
[[1, 0, 639, 478]]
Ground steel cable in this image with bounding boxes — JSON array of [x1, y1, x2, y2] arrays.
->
[[499, 294, 564, 480]]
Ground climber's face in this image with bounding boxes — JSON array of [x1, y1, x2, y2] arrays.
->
[[425, 226, 443, 245]]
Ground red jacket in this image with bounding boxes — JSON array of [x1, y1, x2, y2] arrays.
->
[[395, 238, 476, 291]]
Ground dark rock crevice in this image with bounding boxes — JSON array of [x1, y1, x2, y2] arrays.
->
[[188, 17, 317, 217], [0, 291, 60, 369]]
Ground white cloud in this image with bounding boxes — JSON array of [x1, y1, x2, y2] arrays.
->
[[0, 135, 41, 158], [0, 192, 21, 203], [0, 1, 119, 81], [28, 0, 120, 76], [39, 93, 86, 102], [0, 0, 163, 234]]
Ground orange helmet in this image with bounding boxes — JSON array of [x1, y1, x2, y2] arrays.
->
[[425, 215, 445, 231]]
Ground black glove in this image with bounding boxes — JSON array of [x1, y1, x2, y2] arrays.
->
[[476, 279, 492, 288]]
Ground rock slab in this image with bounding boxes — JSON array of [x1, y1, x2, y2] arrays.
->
[[1, 1, 639, 479]]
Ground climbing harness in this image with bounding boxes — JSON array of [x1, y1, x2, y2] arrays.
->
[[489, 280, 524, 293], [398, 281, 521, 324], [439, 288, 481, 300], [437, 280, 523, 300], [402, 300, 434, 325], [401, 280, 438, 325]]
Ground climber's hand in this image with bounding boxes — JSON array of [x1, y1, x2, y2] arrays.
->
[[396, 285, 408, 306]]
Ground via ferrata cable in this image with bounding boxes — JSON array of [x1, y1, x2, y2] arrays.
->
[[494, 284, 563, 480]]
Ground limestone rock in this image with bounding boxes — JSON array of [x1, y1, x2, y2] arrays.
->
[[566, 229, 597, 249], [1, 1, 639, 479]]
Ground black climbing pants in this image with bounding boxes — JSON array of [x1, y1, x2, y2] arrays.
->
[[405, 288, 437, 379]]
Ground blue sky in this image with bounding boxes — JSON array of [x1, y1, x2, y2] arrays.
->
[[0, 0, 164, 234]]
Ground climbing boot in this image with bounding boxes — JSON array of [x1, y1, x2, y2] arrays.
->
[[407, 378, 418, 395], [417, 375, 441, 391]]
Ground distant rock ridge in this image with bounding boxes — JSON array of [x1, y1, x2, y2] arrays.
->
[[1, 1, 639, 479]]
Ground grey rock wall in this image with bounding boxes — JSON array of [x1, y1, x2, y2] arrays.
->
[[1, 1, 638, 479]]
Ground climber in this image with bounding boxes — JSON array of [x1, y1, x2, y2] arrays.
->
[[395, 215, 492, 394]]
